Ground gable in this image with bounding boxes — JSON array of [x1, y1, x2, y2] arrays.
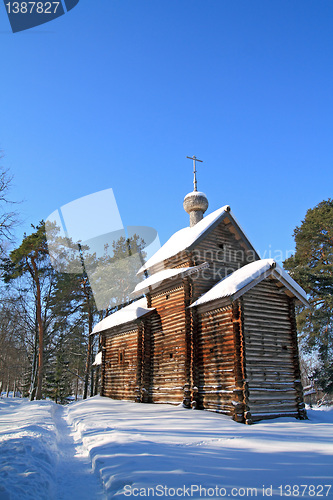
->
[[190, 259, 309, 309], [137, 205, 259, 275], [191, 215, 258, 273]]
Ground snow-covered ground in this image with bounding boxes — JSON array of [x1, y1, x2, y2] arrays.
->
[[0, 396, 332, 500]]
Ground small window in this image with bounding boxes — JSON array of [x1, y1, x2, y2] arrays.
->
[[165, 294, 169, 300], [169, 353, 173, 359], [118, 350, 125, 364], [217, 243, 225, 250]]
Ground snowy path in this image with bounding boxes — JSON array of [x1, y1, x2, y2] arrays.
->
[[53, 404, 105, 500], [1, 396, 333, 499], [0, 398, 105, 500]]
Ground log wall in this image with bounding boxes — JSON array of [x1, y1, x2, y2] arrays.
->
[[101, 325, 142, 402], [148, 282, 188, 405], [194, 304, 239, 417], [241, 279, 305, 423]]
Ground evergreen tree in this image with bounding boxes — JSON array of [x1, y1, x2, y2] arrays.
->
[[49, 245, 98, 400], [1, 222, 55, 399], [1, 222, 147, 402], [50, 233, 146, 399], [86, 233, 146, 312], [284, 199, 333, 393], [45, 333, 72, 403]]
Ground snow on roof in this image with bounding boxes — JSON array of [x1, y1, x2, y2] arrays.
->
[[184, 190, 208, 201], [92, 351, 102, 366], [132, 263, 209, 295], [92, 297, 155, 334], [137, 205, 231, 274], [190, 259, 308, 308], [132, 267, 193, 294]]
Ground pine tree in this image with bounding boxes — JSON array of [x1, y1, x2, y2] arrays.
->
[[1, 224, 147, 401], [50, 246, 98, 400], [86, 233, 146, 312], [284, 199, 333, 393], [51, 233, 146, 399], [45, 332, 72, 403], [1, 222, 55, 399]]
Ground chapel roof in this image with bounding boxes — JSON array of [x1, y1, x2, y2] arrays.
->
[[190, 258, 309, 308], [137, 205, 258, 275], [131, 263, 209, 296], [92, 297, 155, 334]]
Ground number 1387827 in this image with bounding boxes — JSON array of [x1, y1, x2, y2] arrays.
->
[[5, 2, 60, 14]]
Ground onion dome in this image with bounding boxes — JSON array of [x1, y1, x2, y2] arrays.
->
[[183, 190, 209, 227]]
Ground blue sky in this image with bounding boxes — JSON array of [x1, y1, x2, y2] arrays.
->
[[1, 0, 332, 262]]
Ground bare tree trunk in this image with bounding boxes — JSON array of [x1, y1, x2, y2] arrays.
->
[[30, 368, 37, 401], [83, 333, 93, 399], [82, 273, 94, 400], [75, 369, 79, 401], [30, 343, 38, 401], [90, 347, 95, 398], [29, 321, 38, 399], [31, 257, 44, 400], [94, 366, 100, 396]]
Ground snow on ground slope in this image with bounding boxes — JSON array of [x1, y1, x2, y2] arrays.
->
[[1, 396, 333, 500], [0, 398, 57, 499], [68, 398, 333, 498], [0, 397, 103, 500]]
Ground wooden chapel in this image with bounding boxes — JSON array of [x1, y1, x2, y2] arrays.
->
[[93, 157, 308, 424]]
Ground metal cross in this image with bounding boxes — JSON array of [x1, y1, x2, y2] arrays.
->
[[186, 155, 203, 192]]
